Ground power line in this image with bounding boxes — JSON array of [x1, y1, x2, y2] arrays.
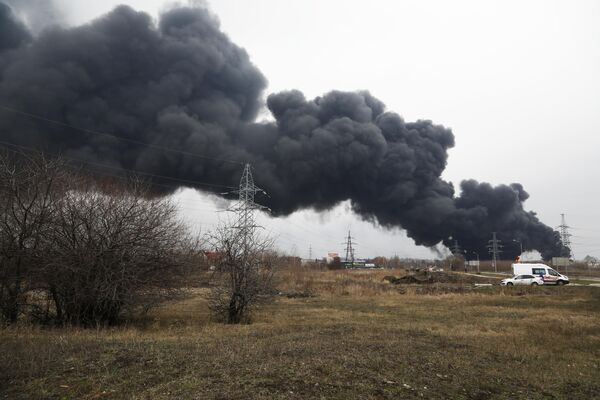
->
[[570, 226, 600, 233], [0, 142, 185, 193], [0, 104, 243, 165], [0, 140, 236, 191], [279, 217, 389, 259], [262, 225, 307, 245], [283, 218, 341, 243]]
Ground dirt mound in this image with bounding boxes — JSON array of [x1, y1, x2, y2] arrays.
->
[[278, 290, 315, 298], [383, 271, 497, 285], [383, 271, 438, 284], [397, 274, 434, 284]]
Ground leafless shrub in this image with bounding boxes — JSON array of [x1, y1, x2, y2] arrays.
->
[[0, 151, 200, 326], [207, 225, 276, 324], [42, 177, 196, 326], [0, 151, 68, 323]]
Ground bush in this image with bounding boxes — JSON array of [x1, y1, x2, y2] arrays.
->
[[0, 152, 68, 323], [0, 152, 197, 326], [42, 178, 195, 326], [207, 225, 276, 324]]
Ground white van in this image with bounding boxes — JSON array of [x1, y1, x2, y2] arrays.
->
[[512, 263, 569, 285]]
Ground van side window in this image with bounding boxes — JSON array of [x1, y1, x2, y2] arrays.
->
[[548, 270, 559, 276], [532, 268, 545, 275]]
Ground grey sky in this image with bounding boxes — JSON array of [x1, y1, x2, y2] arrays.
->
[[42, 0, 600, 259]]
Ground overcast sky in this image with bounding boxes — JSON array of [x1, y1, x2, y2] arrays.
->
[[42, 0, 600, 259]]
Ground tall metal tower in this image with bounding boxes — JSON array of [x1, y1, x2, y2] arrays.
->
[[343, 231, 356, 264], [229, 163, 268, 247], [487, 232, 503, 272], [450, 239, 462, 256], [558, 213, 572, 258]]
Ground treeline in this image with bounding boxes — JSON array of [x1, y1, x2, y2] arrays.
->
[[0, 152, 198, 327]]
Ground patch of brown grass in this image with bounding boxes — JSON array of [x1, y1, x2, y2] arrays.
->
[[1, 271, 599, 399], [276, 268, 412, 296]]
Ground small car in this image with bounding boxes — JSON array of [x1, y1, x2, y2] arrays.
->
[[500, 274, 544, 286], [512, 263, 569, 285]]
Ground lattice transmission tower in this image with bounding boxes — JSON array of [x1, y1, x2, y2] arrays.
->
[[228, 163, 269, 248], [450, 239, 462, 256], [343, 231, 357, 264], [487, 232, 503, 272], [558, 213, 572, 258]]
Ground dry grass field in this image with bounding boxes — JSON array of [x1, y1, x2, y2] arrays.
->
[[1, 269, 600, 399]]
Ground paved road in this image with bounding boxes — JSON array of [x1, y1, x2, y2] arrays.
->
[[461, 271, 600, 287]]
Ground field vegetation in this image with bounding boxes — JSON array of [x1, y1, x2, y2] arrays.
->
[[2, 268, 599, 399]]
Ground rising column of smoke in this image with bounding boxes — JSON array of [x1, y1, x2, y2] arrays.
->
[[3, 0, 63, 35], [0, 3, 567, 259], [0, 2, 31, 50], [258, 91, 565, 259]]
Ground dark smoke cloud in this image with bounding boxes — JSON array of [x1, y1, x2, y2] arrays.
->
[[0, 3, 31, 51], [0, 3, 567, 260], [3, 0, 63, 35]]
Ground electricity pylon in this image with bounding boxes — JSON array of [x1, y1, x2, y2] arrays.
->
[[487, 232, 503, 272], [558, 213, 572, 258], [343, 231, 356, 265], [228, 163, 269, 249], [450, 239, 462, 256]]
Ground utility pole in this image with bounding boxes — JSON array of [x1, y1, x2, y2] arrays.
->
[[229, 163, 269, 250], [343, 231, 357, 267], [308, 244, 312, 261], [558, 213, 573, 275], [450, 240, 462, 256], [487, 232, 503, 273], [558, 213, 572, 258]]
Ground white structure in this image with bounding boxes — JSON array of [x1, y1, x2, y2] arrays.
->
[[512, 263, 569, 285]]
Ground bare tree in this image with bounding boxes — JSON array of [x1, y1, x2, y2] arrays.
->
[[0, 152, 67, 323], [208, 224, 276, 324], [0, 151, 202, 326], [42, 177, 196, 326]]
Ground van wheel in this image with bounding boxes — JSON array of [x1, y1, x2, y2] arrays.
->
[[557, 280, 565, 286], [531, 282, 538, 286], [507, 282, 513, 286]]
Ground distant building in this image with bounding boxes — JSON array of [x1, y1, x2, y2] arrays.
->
[[552, 257, 570, 267], [342, 260, 381, 269], [325, 252, 339, 264], [342, 260, 364, 269]]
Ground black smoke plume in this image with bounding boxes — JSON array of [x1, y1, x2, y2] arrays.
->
[[3, 0, 63, 34], [0, 2, 30, 51], [0, 4, 567, 260]]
